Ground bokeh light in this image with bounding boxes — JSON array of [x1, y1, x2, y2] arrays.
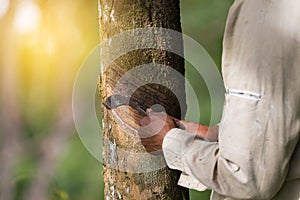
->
[[13, 1, 41, 34], [0, 0, 10, 19]]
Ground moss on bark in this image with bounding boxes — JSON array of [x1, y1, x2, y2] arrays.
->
[[99, 0, 188, 199]]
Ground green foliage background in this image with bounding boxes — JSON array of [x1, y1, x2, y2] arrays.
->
[[0, 0, 233, 199]]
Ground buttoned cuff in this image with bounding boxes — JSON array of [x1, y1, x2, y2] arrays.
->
[[178, 172, 208, 191], [162, 128, 208, 191], [163, 128, 207, 191], [162, 128, 196, 173]]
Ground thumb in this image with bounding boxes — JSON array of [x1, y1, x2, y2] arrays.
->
[[140, 116, 150, 126], [173, 119, 186, 130]]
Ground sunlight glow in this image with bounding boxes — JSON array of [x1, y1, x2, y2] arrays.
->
[[13, 1, 41, 34], [0, 0, 10, 19]]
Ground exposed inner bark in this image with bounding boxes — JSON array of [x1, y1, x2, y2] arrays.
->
[[99, 0, 188, 199]]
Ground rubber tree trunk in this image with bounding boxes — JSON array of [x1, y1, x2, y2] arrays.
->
[[98, 0, 188, 199]]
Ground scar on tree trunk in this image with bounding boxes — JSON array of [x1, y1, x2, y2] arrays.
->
[[99, 0, 188, 199]]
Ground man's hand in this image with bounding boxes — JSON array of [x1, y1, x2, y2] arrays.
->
[[174, 120, 219, 142], [138, 109, 220, 153], [138, 109, 176, 153]]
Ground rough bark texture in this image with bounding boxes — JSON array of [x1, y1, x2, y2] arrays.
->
[[98, 0, 188, 199]]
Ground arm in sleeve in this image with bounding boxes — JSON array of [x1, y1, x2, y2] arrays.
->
[[163, 94, 300, 199], [163, 0, 300, 198]]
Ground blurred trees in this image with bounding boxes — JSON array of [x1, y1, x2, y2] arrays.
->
[[0, 1, 22, 199], [0, 0, 100, 199]]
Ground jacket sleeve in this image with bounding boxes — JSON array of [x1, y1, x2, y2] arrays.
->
[[163, 92, 299, 199], [162, 0, 300, 199]]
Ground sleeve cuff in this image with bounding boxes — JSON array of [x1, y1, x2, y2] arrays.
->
[[178, 172, 208, 191], [162, 128, 203, 174], [162, 128, 209, 191]]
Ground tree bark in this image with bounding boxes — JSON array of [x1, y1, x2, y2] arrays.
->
[[98, 0, 188, 199]]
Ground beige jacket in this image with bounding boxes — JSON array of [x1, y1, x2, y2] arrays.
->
[[163, 0, 300, 199]]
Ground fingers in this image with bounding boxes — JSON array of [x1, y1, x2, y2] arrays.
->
[[138, 126, 155, 138], [139, 109, 168, 138], [140, 108, 166, 127], [140, 135, 162, 146], [140, 136, 163, 153], [146, 107, 168, 118], [140, 109, 164, 126], [142, 144, 163, 154], [146, 108, 151, 115], [140, 115, 150, 126], [138, 107, 176, 154], [173, 119, 186, 129]]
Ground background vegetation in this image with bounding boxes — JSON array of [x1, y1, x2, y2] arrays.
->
[[0, 0, 233, 199]]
